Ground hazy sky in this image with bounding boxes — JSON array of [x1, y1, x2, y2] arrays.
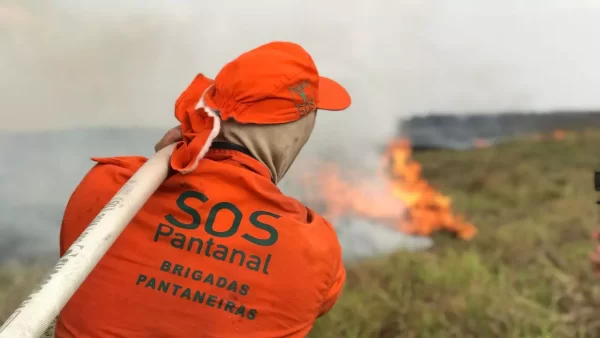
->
[[2, 0, 600, 149]]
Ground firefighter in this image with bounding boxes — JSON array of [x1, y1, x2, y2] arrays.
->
[[56, 41, 351, 338]]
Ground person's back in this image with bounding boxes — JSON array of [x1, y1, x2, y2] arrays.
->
[[55, 41, 352, 337], [56, 142, 344, 337]]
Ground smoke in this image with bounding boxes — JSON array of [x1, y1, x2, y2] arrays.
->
[[2, 1, 600, 260], [3, 2, 600, 138]]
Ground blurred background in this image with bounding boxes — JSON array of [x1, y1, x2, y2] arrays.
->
[[2, 1, 600, 337]]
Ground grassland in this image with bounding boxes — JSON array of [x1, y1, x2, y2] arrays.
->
[[309, 129, 600, 338], [3, 129, 600, 337]]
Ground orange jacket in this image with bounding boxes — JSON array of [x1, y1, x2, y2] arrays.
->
[[55, 142, 345, 338]]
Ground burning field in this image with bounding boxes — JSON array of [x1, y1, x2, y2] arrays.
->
[[2, 127, 600, 338], [305, 138, 478, 241], [305, 128, 600, 338]]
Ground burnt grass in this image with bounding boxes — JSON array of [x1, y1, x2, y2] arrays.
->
[[2, 129, 600, 337]]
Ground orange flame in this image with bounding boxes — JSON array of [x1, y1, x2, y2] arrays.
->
[[530, 129, 566, 141], [552, 129, 565, 140], [473, 138, 490, 148], [387, 139, 476, 240], [304, 138, 477, 240], [303, 128, 569, 241]]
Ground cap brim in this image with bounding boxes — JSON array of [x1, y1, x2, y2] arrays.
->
[[317, 76, 351, 111]]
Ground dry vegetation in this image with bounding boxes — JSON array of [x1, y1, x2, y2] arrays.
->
[[310, 129, 600, 338], [2, 129, 600, 337]]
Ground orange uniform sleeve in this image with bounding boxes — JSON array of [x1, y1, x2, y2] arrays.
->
[[319, 250, 346, 316], [59, 163, 123, 256], [317, 216, 347, 317]]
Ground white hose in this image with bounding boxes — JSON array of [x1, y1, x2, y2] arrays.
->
[[0, 144, 176, 338]]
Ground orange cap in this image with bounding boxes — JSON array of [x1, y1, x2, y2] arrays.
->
[[171, 41, 352, 174]]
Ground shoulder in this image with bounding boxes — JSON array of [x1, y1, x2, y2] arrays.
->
[[65, 156, 147, 199], [59, 155, 149, 254], [90, 155, 148, 172], [304, 209, 342, 256], [83, 156, 148, 186]]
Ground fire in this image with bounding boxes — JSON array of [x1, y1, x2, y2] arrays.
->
[[552, 129, 565, 140], [303, 138, 477, 241], [302, 128, 570, 241], [473, 138, 490, 148], [386, 139, 476, 240], [531, 129, 567, 141]]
